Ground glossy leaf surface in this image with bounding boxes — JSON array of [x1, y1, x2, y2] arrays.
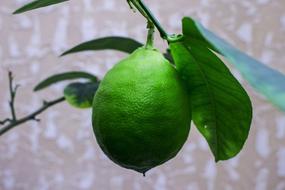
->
[[182, 17, 285, 112], [170, 39, 252, 161]]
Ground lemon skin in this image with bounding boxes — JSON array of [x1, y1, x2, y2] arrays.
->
[[92, 47, 191, 174]]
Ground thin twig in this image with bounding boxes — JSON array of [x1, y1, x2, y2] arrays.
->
[[0, 71, 65, 136], [0, 96, 65, 136], [8, 71, 18, 121]]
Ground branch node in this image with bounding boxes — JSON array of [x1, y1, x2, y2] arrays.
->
[[32, 117, 41, 122], [14, 84, 20, 92], [43, 100, 48, 106]]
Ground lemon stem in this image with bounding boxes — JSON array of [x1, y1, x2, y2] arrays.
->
[[128, 0, 169, 41], [145, 22, 155, 49]]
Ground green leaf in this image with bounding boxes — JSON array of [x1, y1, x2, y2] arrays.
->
[[34, 71, 97, 91], [182, 17, 285, 112], [61, 37, 143, 56], [64, 82, 99, 109], [13, 0, 69, 14], [169, 39, 252, 161]]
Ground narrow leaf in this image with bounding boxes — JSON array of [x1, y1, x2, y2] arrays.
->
[[170, 40, 252, 161], [64, 82, 99, 109], [61, 37, 143, 56], [34, 71, 97, 91], [13, 0, 68, 14], [183, 17, 285, 112]]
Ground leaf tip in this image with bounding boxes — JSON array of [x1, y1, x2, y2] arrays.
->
[[215, 158, 220, 163], [12, 10, 20, 14], [60, 52, 67, 57], [33, 87, 39, 92], [33, 84, 42, 92]]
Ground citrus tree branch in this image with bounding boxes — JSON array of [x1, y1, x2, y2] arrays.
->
[[0, 97, 65, 136], [0, 71, 65, 136]]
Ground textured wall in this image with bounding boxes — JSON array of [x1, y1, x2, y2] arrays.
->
[[1, 0, 285, 189]]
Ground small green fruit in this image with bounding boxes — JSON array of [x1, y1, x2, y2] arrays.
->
[[64, 82, 99, 109]]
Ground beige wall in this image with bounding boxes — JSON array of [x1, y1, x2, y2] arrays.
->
[[1, 0, 285, 189]]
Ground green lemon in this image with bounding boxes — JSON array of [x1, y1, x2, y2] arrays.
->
[[92, 47, 191, 174]]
